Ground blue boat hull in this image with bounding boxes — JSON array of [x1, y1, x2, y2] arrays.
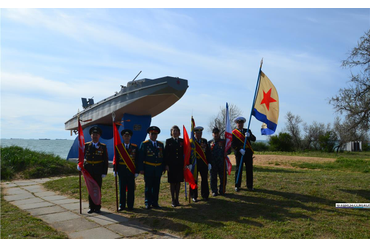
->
[[67, 114, 151, 161]]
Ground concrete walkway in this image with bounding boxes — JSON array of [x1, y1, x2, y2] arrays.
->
[[2, 178, 179, 239]]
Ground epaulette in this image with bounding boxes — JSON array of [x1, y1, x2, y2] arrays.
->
[[143, 140, 150, 143], [131, 143, 137, 147], [100, 143, 106, 146], [157, 141, 163, 144], [85, 141, 92, 144]]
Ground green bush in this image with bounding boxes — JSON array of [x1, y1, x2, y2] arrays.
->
[[268, 132, 295, 152], [251, 141, 270, 151], [1, 146, 77, 180]]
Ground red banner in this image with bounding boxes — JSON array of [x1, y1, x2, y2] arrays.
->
[[116, 143, 136, 174], [232, 129, 254, 154], [195, 140, 208, 165], [183, 126, 197, 190], [78, 120, 101, 205]]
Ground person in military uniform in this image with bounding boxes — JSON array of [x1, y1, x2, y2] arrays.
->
[[208, 127, 230, 196], [190, 126, 211, 202], [84, 126, 109, 213], [231, 117, 256, 192], [164, 125, 184, 207], [138, 126, 165, 209], [114, 129, 139, 211]]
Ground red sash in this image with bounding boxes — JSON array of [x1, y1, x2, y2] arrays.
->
[[232, 129, 254, 154], [195, 140, 208, 164], [116, 144, 136, 174]]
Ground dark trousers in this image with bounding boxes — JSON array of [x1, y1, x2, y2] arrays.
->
[[89, 173, 102, 210], [118, 175, 135, 209], [190, 163, 209, 200], [144, 175, 161, 207], [234, 154, 253, 189], [170, 183, 181, 205], [210, 161, 227, 195]]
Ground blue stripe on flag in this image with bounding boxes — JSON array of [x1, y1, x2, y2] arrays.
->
[[252, 107, 277, 134]]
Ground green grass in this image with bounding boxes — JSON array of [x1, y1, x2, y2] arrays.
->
[[291, 157, 370, 173], [255, 150, 370, 160], [3, 148, 369, 239], [1, 146, 77, 180], [0, 193, 68, 239], [44, 159, 370, 239]]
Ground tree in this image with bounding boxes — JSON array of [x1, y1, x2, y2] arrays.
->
[[303, 121, 329, 150], [268, 132, 294, 152], [284, 111, 303, 149], [318, 130, 338, 153], [208, 103, 242, 138], [333, 117, 370, 152], [330, 29, 370, 132]]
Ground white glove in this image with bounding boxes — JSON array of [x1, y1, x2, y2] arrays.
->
[[208, 164, 212, 171], [135, 173, 139, 178], [102, 174, 106, 178], [77, 165, 81, 171], [246, 132, 250, 138], [188, 165, 193, 171], [239, 149, 246, 156], [113, 171, 117, 177]]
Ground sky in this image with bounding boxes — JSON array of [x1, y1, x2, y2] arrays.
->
[[1, 6, 370, 142]]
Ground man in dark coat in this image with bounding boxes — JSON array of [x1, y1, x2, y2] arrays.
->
[[164, 125, 184, 207], [138, 126, 165, 209], [208, 127, 230, 196], [114, 129, 139, 211], [190, 126, 211, 202], [232, 117, 256, 192], [83, 126, 109, 213]]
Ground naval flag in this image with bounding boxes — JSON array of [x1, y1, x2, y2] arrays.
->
[[252, 71, 279, 135]]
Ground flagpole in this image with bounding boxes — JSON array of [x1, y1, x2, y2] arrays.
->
[[236, 59, 263, 185], [79, 171, 82, 214], [112, 113, 119, 212], [185, 182, 187, 200], [77, 113, 83, 214], [223, 103, 227, 194]]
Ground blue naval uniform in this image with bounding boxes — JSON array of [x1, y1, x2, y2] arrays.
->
[[138, 140, 165, 208]]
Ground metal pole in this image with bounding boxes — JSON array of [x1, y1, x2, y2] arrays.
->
[[236, 59, 263, 185]]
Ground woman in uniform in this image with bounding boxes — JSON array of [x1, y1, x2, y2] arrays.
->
[[164, 125, 184, 207]]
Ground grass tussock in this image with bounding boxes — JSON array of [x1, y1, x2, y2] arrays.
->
[[1, 145, 77, 180]]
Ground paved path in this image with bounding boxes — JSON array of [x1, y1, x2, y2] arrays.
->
[[2, 178, 179, 239]]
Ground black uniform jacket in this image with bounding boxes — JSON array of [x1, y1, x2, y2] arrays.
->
[[231, 129, 256, 157], [84, 141, 109, 176], [115, 143, 139, 176], [194, 138, 211, 167], [164, 138, 184, 183]]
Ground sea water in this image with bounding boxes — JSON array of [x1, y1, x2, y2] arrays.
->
[[0, 138, 169, 160], [0, 139, 75, 159]]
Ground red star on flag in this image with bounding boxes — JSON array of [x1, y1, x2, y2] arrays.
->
[[260, 88, 277, 111]]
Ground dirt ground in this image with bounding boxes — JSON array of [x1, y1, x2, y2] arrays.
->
[[228, 154, 335, 169]]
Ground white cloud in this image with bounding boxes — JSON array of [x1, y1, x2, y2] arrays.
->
[[1, 8, 367, 140]]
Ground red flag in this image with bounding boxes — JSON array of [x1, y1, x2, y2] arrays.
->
[[183, 125, 197, 190], [78, 120, 101, 205], [78, 120, 85, 168], [113, 122, 121, 166], [114, 122, 136, 174], [225, 103, 232, 175]]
